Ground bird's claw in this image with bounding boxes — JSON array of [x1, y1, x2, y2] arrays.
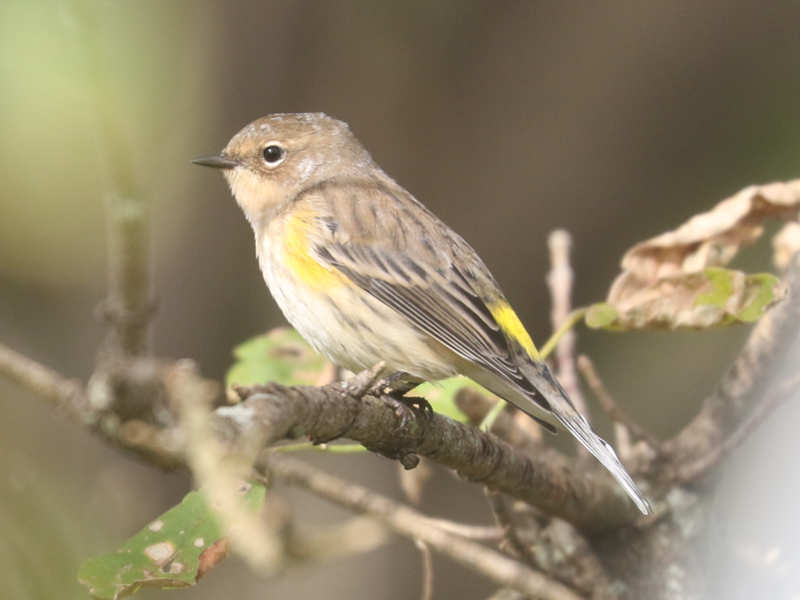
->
[[385, 393, 434, 429]]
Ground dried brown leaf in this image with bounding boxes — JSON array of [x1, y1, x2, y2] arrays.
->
[[773, 222, 800, 271], [596, 180, 799, 330], [613, 180, 800, 286]]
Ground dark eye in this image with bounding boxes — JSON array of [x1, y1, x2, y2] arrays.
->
[[262, 144, 284, 165]]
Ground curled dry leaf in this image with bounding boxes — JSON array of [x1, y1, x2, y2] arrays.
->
[[773, 222, 800, 271], [590, 179, 800, 330]]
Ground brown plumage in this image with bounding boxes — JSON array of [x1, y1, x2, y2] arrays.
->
[[194, 112, 651, 514]]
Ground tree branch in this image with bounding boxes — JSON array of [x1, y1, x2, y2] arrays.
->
[[221, 377, 642, 534], [0, 342, 92, 423], [76, 4, 153, 359], [262, 455, 583, 600], [546, 229, 588, 420], [662, 254, 800, 481]]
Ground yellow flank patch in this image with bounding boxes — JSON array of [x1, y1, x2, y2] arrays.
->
[[282, 211, 345, 291], [488, 301, 540, 360]]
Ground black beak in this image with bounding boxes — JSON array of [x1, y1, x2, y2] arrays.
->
[[191, 155, 239, 169]]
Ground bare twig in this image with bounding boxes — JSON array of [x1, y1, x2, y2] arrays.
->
[[486, 590, 527, 600], [168, 361, 283, 573], [287, 516, 391, 564], [546, 230, 589, 420], [73, 4, 153, 359], [0, 342, 91, 422], [485, 489, 541, 566], [486, 491, 615, 599], [577, 354, 659, 452], [415, 539, 434, 600], [101, 190, 152, 358], [73, 4, 153, 360], [421, 517, 504, 541], [263, 455, 583, 600]]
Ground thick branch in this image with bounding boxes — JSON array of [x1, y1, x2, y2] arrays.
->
[[102, 192, 151, 358], [80, 7, 153, 359], [264, 455, 583, 600], [0, 341, 636, 532], [663, 254, 800, 480], [219, 376, 642, 533]]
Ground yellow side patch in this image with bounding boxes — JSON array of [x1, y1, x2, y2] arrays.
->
[[488, 301, 540, 360], [282, 212, 345, 291]]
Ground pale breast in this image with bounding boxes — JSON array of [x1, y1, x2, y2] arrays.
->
[[254, 215, 457, 380]]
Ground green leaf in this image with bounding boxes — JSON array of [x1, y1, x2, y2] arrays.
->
[[584, 302, 619, 329], [736, 272, 781, 322], [78, 484, 266, 599], [226, 327, 335, 388], [695, 267, 735, 307], [411, 376, 498, 423]]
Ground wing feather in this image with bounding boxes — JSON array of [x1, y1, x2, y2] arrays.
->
[[286, 179, 551, 414], [314, 243, 550, 411]]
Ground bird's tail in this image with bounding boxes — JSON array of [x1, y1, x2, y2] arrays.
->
[[502, 361, 652, 515], [465, 360, 651, 514], [554, 410, 651, 515]]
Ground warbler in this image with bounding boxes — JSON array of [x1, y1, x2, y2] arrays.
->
[[194, 112, 650, 514]]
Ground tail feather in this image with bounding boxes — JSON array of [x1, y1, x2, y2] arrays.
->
[[463, 363, 651, 514], [556, 412, 652, 515]]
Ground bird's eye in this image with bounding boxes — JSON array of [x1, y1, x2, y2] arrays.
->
[[262, 144, 285, 166]]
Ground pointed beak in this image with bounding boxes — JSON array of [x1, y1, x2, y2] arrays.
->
[[191, 154, 239, 169]]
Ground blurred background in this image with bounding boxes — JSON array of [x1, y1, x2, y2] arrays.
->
[[1, 1, 799, 598]]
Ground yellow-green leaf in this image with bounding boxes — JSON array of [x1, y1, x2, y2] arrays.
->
[[411, 376, 498, 423], [695, 267, 735, 308], [736, 272, 781, 322], [584, 303, 619, 329], [226, 327, 335, 388]]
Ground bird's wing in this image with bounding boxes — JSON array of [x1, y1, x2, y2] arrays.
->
[[294, 180, 553, 415]]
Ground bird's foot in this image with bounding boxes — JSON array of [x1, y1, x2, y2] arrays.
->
[[384, 393, 434, 430]]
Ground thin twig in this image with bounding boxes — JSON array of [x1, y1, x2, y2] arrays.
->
[[0, 342, 91, 422], [577, 354, 659, 451], [262, 455, 583, 600], [485, 492, 615, 598], [415, 539, 434, 600], [168, 361, 283, 573], [485, 489, 541, 567], [546, 230, 588, 419], [421, 517, 504, 541], [287, 516, 391, 564]]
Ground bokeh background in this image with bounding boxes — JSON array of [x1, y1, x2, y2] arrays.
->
[[1, 1, 799, 598]]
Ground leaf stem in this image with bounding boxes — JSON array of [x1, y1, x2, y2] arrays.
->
[[539, 308, 587, 359]]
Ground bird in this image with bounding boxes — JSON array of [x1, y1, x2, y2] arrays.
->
[[193, 112, 651, 515]]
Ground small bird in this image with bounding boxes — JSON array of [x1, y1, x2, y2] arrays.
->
[[194, 113, 650, 514]]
